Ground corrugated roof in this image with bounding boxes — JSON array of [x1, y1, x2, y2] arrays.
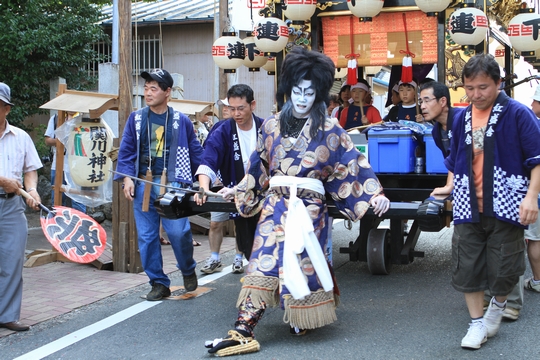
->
[[100, 0, 217, 26]]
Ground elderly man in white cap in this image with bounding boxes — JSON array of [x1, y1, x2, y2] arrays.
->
[[0, 82, 42, 332]]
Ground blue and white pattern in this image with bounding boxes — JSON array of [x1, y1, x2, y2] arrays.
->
[[453, 173, 472, 220], [175, 146, 192, 182], [493, 167, 529, 223]]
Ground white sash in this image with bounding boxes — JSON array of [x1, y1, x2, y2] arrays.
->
[[269, 176, 333, 300]]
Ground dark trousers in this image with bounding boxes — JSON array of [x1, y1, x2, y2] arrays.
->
[[234, 214, 260, 260]]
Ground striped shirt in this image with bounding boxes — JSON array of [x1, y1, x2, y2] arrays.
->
[[0, 121, 42, 185]]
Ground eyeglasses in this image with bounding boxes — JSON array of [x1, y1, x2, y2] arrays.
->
[[418, 97, 438, 105], [228, 105, 249, 113]]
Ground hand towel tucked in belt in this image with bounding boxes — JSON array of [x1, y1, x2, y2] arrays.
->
[[269, 176, 333, 300]]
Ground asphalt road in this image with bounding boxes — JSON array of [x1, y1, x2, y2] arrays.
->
[[2, 220, 539, 360]]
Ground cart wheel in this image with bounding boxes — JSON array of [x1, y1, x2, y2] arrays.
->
[[366, 228, 391, 275]]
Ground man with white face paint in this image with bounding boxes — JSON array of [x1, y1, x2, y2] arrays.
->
[[205, 47, 390, 357]]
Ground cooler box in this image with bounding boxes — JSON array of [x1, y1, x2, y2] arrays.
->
[[349, 132, 368, 158], [367, 129, 417, 173], [424, 131, 447, 174]]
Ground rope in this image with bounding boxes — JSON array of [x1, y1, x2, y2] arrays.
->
[[398, 13, 416, 58], [345, 16, 360, 61]]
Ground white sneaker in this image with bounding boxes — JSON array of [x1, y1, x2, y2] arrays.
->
[[232, 258, 244, 274], [200, 257, 223, 274], [461, 321, 487, 349], [484, 297, 505, 337]]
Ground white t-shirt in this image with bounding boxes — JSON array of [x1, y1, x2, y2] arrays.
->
[[44, 115, 59, 170], [236, 121, 257, 172]]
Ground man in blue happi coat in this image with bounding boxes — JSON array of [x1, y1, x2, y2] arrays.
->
[[194, 84, 264, 271], [115, 68, 203, 301], [445, 54, 540, 350]]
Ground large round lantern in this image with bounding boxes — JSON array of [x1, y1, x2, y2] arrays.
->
[[254, 16, 289, 56], [262, 57, 276, 75], [243, 35, 268, 71], [347, 0, 384, 22], [447, 5, 488, 48], [283, 0, 317, 25], [212, 32, 245, 73], [508, 8, 540, 60], [415, 0, 451, 17], [68, 117, 113, 190]]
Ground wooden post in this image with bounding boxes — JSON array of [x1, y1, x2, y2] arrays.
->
[[113, 0, 141, 273], [218, 0, 228, 102]]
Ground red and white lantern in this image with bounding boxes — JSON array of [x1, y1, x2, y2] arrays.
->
[[243, 35, 268, 71], [254, 17, 289, 56], [283, 0, 317, 25], [447, 6, 489, 47], [212, 32, 245, 73], [415, 0, 451, 17], [347, 0, 384, 22], [508, 9, 540, 59]]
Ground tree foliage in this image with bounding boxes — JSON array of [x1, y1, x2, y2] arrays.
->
[[0, 0, 109, 128]]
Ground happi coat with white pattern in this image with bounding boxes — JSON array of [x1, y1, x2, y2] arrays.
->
[[444, 92, 540, 227], [234, 114, 383, 329], [114, 106, 202, 185]]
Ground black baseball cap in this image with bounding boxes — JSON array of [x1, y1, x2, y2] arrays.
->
[[141, 68, 174, 88]]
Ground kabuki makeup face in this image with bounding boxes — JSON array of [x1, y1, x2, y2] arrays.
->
[[291, 79, 316, 118]]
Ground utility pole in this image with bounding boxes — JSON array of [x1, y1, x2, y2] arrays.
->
[[113, 0, 141, 273], [218, 0, 228, 105]]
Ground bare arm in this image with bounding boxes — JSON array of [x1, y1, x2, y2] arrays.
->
[[520, 165, 540, 225], [23, 170, 40, 210], [430, 171, 454, 198]]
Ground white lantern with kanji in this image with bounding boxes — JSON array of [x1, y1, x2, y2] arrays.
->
[[262, 57, 276, 75], [68, 117, 113, 190], [254, 17, 290, 56], [243, 35, 268, 71], [447, 7, 489, 47], [415, 0, 451, 16], [212, 32, 245, 73], [283, 0, 317, 25], [347, 0, 384, 22], [508, 9, 540, 58]]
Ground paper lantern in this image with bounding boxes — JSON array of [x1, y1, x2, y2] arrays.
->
[[243, 35, 268, 71], [262, 57, 276, 75], [347, 0, 384, 22], [212, 32, 245, 73], [447, 6, 488, 47], [365, 66, 382, 76], [415, 0, 451, 17], [283, 0, 317, 25], [508, 8, 540, 59], [254, 16, 289, 56], [68, 117, 113, 190], [335, 68, 347, 80]]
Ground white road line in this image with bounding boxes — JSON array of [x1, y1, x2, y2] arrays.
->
[[14, 301, 161, 360], [14, 262, 243, 359]]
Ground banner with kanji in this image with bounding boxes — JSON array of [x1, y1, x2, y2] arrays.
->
[[322, 11, 438, 67]]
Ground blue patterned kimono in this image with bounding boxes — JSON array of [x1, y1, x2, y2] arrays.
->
[[234, 114, 383, 329], [444, 92, 540, 226]]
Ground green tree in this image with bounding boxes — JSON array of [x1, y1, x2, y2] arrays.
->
[[0, 0, 109, 128]]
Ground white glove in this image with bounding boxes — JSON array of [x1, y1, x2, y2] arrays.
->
[[370, 195, 390, 217], [218, 187, 236, 201]]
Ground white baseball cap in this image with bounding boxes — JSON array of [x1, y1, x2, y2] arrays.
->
[[217, 98, 229, 106], [533, 86, 540, 102]]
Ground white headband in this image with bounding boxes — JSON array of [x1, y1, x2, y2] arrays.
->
[[398, 80, 417, 89], [350, 83, 370, 92]]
